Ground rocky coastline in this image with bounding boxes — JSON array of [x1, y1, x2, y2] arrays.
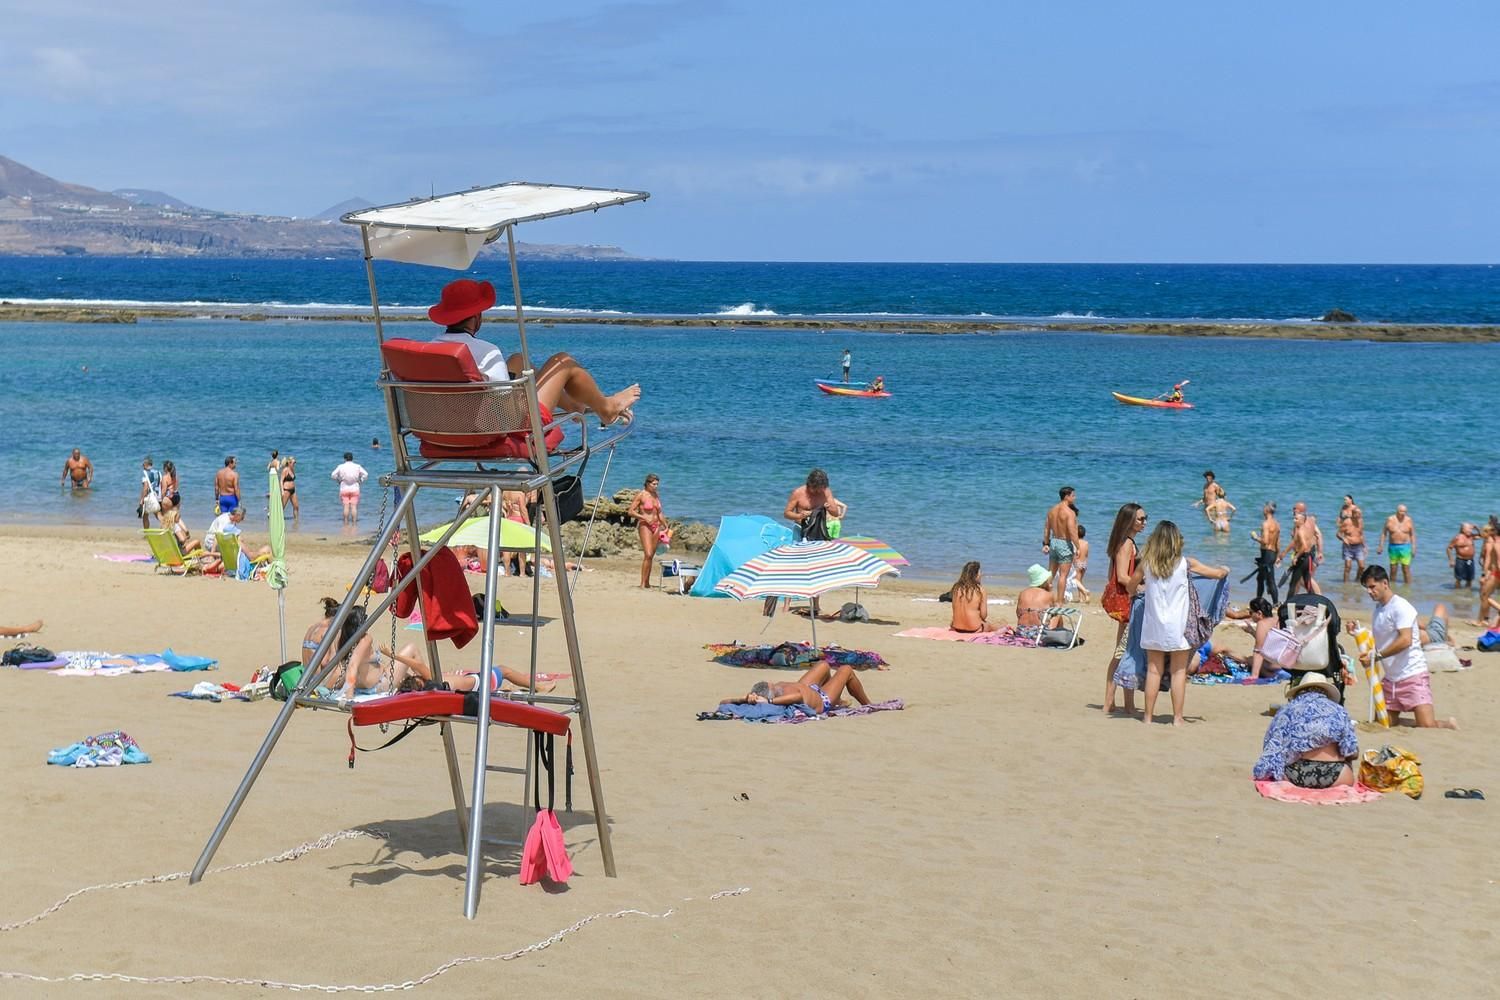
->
[[1, 301, 1497, 343]]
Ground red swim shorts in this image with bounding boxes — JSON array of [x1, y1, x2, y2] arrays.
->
[[1382, 672, 1433, 713]]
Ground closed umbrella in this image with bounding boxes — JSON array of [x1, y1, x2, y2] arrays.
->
[[419, 515, 550, 552], [265, 467, 289, 662], [715, 540, 898, 645]]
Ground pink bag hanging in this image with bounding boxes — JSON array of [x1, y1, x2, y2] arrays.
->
[[519, 732, 573, 886], [1261, 626, 1303, 669]]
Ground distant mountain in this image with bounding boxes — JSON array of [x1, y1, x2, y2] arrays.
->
[[113, 188, 205, 212], [312, 197, 374, 222], [0, 157, 639, 260]]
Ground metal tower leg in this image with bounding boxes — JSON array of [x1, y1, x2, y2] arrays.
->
[[462, 486, 505, 918]]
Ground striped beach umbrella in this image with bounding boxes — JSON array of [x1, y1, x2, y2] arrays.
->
[[838, 535, 910, 567], [716, 541, 898, 644]]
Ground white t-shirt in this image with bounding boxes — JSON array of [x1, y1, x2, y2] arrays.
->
[[331, 461, 368, 488], [205, 512, 239, 553], [433, 331, 508, 381], [1372, 593, 1427, 682]]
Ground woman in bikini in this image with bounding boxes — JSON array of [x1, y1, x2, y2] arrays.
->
[[1103, 503, 1146, 715], [948, 560, 997, 633], [280, 456, 299, 519], [160, 460, 181, 509], [301, 598, 393, 701], [723, 661, 873, 715], [377, 644, 555, 695], [627, 473, 666, 589]]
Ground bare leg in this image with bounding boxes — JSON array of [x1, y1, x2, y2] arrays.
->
[[510, 351, 640, 425], [0, 620, 43, 636], [1104, 620, 1126, 714], [1051, 559, 1069, 604], [1411, 704, 1459, 730], [1142, 650, 1165, 724], [638, 523, 657, 588], [1167, 649, 1189, 726]]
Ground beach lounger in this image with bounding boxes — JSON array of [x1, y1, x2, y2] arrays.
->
[[215, 532, 266, 581], [143, 528, 196, 575]]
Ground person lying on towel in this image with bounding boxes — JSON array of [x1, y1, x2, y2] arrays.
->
[[720, 662, 873, 717]]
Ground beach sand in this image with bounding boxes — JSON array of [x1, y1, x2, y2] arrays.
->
[[2, 524, 1498, 998]]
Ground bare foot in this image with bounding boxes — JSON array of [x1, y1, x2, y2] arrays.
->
[[1172, 717, 1185, 727], [7, 619, 44, 635], [599, 385, 641, 425], [1444, 717, 1460, 730]]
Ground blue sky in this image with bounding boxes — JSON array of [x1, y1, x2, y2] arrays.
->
[[3, 0, 1497, 262]]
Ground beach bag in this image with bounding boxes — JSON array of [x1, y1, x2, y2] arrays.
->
[[825, 516, 842, 540], [1359, 745, 1423, 799], [1289, 605, 1330, 670], [1102, 575, 1130, 622], [270, 660, 304, 701], [519, 732, 573, 886], [838, 601, 869, 623], [3, 644, 56, 666], [799, 507, 831, 541], [1260, 627, 1304, 669], [1477, 630, 1500, 653], [527, 475, 584, 525], [370, 559, 391, 594], [1423, 643, 1462, 673]]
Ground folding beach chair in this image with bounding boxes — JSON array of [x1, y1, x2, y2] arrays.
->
[[1032, 606, 1083, 649], [215, 532, 267, 581], [143, 528, 195, 575]]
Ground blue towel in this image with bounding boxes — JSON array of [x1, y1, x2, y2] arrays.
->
[[703, 702, 812, 722], [161, 648, 217, 671]]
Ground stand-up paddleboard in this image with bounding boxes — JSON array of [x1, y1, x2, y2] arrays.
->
[[1112, 391, 1193, 410], [816, 379, 891, 398]]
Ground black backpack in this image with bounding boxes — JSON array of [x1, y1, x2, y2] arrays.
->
[[3, 644, 56, 666]]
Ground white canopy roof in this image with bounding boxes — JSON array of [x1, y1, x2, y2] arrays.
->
[[343, 182, 648, 270]]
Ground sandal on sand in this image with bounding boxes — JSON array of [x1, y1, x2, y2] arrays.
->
[[1443, 788, 1485, 800]]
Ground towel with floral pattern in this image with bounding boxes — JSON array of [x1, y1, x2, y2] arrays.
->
[[47, 730, 152, 767]]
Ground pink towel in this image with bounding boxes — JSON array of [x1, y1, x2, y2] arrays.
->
[[894, 626, 1035, 647], [95, 553, 154, 563], [1253, 780, 1383, 804]]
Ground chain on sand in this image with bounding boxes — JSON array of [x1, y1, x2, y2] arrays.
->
[[0, 825, 749, 992]]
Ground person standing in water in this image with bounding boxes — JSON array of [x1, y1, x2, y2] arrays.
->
[[331, 452, 368, 525], [214, 456, 240, 515], [1379, 504, 1418, 585], [1248, 502, 1281, 603], [1338, 494, 1367, 582], [60, 448, 93, 490]]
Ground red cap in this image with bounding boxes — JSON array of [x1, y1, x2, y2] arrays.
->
[[428, 279, 496, 326]]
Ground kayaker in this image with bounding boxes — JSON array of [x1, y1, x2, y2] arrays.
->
[[869, 375, 885, 393], [1166, 382, 1186, 403]]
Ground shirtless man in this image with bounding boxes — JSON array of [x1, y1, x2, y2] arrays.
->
[[1247, 502, 1281, 603], [1445, 523, 1477, 590], [1337, 494, 1366, 582], [214, 456, 241, 515], [1279, 507, 1321, 596], [60, 448, 93, 490], [1379, 504, 1417, 585], [1042, 486, 1080, 603], [785, 468, 847, 540]]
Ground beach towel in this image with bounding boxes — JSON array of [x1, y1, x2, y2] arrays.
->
[[392, 548, 478, 648], [698, 698, 904, 723], [1116, 573, 1230, 689], [1253, 779, 1382, 804], [1190, 653, 1291, 686], [171, 681, 246, 702], [161, 648, 218, 671], [94, 553, 155, 563], [52, 652, 172, 677], [704, 642, 888, 670], [14, 656, 69, 670], [893, 626, 1036, 647], [47, 730, 151, 767]]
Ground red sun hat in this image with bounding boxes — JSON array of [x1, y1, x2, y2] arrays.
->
[[428, 279, 497, 326]]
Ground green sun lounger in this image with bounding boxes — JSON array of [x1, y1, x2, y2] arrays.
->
[[215, 532, 269, 581]]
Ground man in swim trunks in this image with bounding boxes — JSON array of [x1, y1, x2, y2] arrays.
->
[[1446, 523, 1477, 590], [428, 279, 639, 426], [1042, 486, 1080, 603], [60, 448, 93, 490], [331, 452, 368, 525], [723, 660, 872, 716], [1248, 502, 1281, 603], [1379, 503, 1416, 585], [1360, 565, 1457, 729], [1279, 507, 1320, 597], [1337, 494, 1366, 582], [214, 456, 240, 515]]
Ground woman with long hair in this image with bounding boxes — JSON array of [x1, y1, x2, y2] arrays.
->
[[1130, 520, 1229, 726], [627, 473, 666, 589], [301, 597, 391, 701], [280, 456, 300, 519], [160, 460, 181, 509], [1102, 503, 1146, 715], [948, 560, 996, 633]]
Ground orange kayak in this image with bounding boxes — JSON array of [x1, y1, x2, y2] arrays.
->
[[816, 380, 891, 398], [1112, 391, 1193, 410]]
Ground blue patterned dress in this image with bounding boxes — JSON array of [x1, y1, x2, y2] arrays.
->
[[1252, 693, 1359, 780]]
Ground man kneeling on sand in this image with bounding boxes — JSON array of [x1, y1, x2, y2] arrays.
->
[[428, 279, 639, 426], [1357, 565, 1458, 729]]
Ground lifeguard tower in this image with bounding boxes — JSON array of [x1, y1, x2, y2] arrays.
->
[[190, 181, 648, 918]]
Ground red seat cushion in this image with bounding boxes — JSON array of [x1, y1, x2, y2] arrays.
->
[[351, 690, 571, 736], [380, 339, 564, 459]]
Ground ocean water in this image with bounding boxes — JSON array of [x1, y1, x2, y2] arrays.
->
[[3, 257, 1500, 323], [4, 307, 1497, 610]]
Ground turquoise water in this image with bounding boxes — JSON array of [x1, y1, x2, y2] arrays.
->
[[4, 318, 1495, 609]]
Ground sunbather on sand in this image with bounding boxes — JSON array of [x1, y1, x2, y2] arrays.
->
[[378, 644, 555, 694], [723, 661, 872, 715], [302, 599, 393, 700], [0, 620, 42, 636], [429, 279, 639, 426], [948, 560, 998, 633]]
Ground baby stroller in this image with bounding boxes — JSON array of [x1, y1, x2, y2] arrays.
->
[[1276, 593, 1352, 702]]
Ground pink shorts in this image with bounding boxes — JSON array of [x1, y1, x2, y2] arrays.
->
[[1382, 672, 1433, 713], [340, 485, 360, 500]]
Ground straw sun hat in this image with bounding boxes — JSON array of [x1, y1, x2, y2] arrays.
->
[[1286, 671, 1340, 702]]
